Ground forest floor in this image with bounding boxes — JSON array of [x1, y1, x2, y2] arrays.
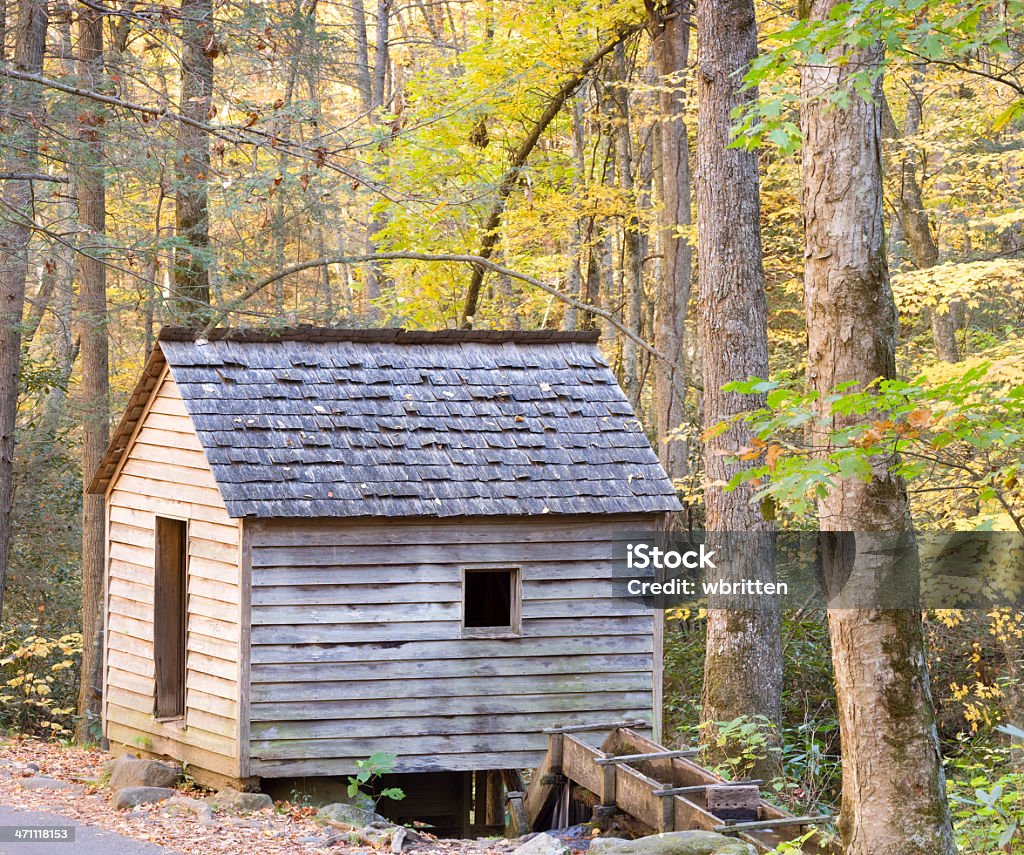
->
[[0, 738, 521, 855]]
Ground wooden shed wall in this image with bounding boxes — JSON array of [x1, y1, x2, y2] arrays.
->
[[104, 369, 243, 778], [245, 516, 659, 777]]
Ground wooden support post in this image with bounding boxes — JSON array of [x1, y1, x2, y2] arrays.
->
[[506, 791, 528, 837], [601, 761, 617, 807], [550, 731, 564, 775], [474, 770, 487, 827], [485, 770, 505, 828], [659, 793, 675, 833], [460, 771, 473, 838]]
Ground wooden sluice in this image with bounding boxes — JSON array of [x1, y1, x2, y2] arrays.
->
[[508, 721, 839, 854]]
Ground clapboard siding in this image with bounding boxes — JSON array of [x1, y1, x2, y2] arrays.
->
[[104, 369, 242, 778], [247, 516, 657, 776]]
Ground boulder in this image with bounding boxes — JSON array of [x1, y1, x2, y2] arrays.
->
[[206, 787, 274, 813], [18, 776, 82, 793], [113, 786, 175, 810], [108, 755, 182, 790], [161, 795, 215, 824], [512, 832, 572, 855], [317, 802, 389, 827], [589, 831, 755, 855]]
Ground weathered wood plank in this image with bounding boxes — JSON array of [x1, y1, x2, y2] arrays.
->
[[186, 669, 237, 702], [106, 666, 153, 697], [186, 687, 237, 719], [252, 541, 616, 567], [251, 672, 652, 703], [108, 576, 154, 606], [120, 458, 222, 492], [251, 602, 460, 626], [189, 593, 240, 622], [249, 750, 547, 778], [107, 647, 155, 679], [108, 612, 154, 643], [250, 691, 653, 722], [250, 709, 653, 742], [250, 634, 654, 665], [188, 575, 239, 607], [251, 517, 644, 549], [251, 562, 618, 585], [250, 615, 647, 646], [113, 473, 225, 510], [251, 731, 550, 762], [250, 654, 654, 683], [106, 708, 237, 768]]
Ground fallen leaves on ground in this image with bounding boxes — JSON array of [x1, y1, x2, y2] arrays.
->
[[0, 737, 520, 855]]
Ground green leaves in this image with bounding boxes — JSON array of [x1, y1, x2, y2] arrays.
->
[[714, 364, 1024, 528]]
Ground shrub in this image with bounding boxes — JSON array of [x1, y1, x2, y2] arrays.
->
[[0, 627, 82, 739]]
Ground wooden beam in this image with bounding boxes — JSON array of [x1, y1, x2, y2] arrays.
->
[[542, 719, 648, 734], [595, 749, 698, 765], [652, 780, 763, 797], [715, 816, 836, 833]]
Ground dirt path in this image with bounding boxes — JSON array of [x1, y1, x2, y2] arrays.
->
[[0, 803, 173, 854], [0, 739, 515, 855]]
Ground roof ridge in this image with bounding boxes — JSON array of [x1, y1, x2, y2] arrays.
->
[[157, 325, 601, 345]]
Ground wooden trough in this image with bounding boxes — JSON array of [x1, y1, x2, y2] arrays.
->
[[509, 722, 839, 854]]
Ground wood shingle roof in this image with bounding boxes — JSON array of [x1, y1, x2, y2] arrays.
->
[[90, 327, 681, 518]]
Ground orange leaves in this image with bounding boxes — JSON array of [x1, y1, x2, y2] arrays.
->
[[908, 407, 934, 429]]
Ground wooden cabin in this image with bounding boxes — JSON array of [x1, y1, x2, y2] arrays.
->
[[88, 327, 681, 808]]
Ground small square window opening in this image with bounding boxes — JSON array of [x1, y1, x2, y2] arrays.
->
[[463, 568, 520, 636]]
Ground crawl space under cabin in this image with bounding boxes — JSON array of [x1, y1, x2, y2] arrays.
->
[[88, 326, 681, 831]]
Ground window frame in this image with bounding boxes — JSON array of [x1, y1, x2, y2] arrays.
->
[[461, 565, 522, 639]]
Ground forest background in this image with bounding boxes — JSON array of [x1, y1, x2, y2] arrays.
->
[[1, 0, 1024, 851]]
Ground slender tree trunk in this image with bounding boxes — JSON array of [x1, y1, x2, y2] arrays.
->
[[173, 0, 214, 324], [896, 72, 960, 363], [696, 0, 782, 779], [647, 0, 692, 491], [74, 0, 110, 744], [0, 0, 48, 619], [610, 44, 642, 407], [362, 0, 391, 319], [801, 5, 955, 852]]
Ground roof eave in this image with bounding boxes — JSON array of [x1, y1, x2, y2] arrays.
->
[[86, 344, 168, 495]]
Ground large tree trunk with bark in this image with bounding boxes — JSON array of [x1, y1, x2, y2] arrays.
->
[[173, 0, 214, 324], [696, 0, 782, 778], [74, 1, 110, 743], [800, 5, 955, 852], [646, 0, 693, 491], [0, 0, 48, 619]]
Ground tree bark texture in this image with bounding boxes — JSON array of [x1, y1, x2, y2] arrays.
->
[[173, 0, 214, 324], [74, 1, 110, 743], [646, 0, 693, 488], [800, 5, 955, 851], [695, 0, 782, 778], [0, 0, 48, 619]]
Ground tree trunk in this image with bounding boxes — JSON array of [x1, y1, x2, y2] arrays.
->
[[173, 0, 214, 324], [0, 0, 48, 619], [646, 0, 693, 491], [361, 0, 391, 320], [696, 0, 782, 779], [74, 0, 110, 744], [897, 71, 960, 363], [800, 5, 955, 851], [610, 44, 642, 407]]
